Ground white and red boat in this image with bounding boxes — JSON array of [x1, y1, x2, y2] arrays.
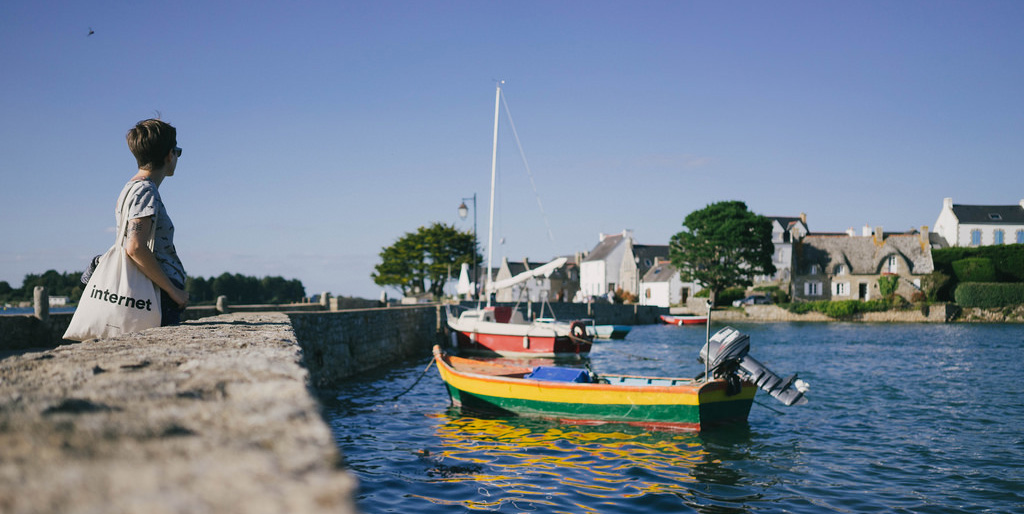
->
[[660, 314, 708, 326], [447, 258, 592, 357]]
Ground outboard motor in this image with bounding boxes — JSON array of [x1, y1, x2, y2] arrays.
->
[[698, 326, 809, 406]]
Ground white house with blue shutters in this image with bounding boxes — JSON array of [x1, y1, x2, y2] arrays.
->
[[933, 197, 1024, 247]]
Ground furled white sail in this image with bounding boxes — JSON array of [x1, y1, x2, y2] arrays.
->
[[456, 262, 472, 296], [486, 257, 567, 293]]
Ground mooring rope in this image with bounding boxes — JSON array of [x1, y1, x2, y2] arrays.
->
[[388, 359, 436, 402]]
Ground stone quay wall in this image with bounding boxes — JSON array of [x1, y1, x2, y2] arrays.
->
[[0, 312, 358, 514], [288, 305, 443, 388]]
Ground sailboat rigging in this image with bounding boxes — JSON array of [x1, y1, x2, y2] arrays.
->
[[445, 82, 593, 358]]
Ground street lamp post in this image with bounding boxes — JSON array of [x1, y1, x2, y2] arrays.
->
[[458, 194, 477, 301]]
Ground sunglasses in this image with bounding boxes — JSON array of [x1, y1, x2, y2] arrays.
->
[[172, 146, 182, 157]]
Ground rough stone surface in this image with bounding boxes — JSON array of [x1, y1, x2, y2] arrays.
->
[[957, 304, 1024, 323], [685, 303, 977, 323], [0, 313, 357, 514]]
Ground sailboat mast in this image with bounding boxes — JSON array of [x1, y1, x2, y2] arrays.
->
[[486, 81, 502, 307]]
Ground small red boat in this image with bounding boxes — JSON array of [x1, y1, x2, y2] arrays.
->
[[660, 314, 708, 326]]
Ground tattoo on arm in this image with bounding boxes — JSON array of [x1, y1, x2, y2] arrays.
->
[[128, 219, 146, 235]]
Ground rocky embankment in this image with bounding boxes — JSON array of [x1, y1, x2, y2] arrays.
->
[[0, 313, 357, 514], [680, 303, 1023, 323]]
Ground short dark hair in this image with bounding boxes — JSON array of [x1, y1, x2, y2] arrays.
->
[[126, 119, 176, 170]]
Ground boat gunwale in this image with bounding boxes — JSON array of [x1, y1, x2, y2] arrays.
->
[[435, 346, 738, 395]]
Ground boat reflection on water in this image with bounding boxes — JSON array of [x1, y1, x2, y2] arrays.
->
[[413, 410, 754, 510]]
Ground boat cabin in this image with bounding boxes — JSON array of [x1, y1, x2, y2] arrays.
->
[[462, 306, 527, 324]]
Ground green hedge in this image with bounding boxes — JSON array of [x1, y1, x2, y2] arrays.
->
[[933, 245, 1024, 282], [954, 282, 1024, 308], [951, 257, 997, 282], [786, 298, 893, 318]]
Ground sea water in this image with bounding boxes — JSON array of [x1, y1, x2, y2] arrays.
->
[[321, 322, 1024, 513]]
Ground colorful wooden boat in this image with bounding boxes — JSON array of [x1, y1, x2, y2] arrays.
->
[[433, 345, 755, 431], [660, 314, 708, 325]]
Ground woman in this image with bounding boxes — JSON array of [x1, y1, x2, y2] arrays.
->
[[122, 118, 189, 325]]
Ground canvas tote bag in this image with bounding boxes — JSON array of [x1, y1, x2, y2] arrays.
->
[[64, 182, 161, 341]]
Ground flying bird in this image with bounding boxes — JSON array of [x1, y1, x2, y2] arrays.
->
[[88, 27, 94, 36]]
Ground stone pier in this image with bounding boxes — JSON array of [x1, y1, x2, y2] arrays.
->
[[0, 313, 358, 514]]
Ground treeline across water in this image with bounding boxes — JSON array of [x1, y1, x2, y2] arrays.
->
[[1, 270, 84, 306], [1, 270, 308, 306], [185, 273, 306, 305]]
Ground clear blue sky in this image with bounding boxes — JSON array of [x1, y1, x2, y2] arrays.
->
[[2, 1, 1023, 299]]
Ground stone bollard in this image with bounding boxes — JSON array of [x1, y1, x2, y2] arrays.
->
[[33, 286, 49, 322], [216, 295, 230, 314]]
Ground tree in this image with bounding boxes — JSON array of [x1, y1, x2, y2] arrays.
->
[[669, 201, 776, 307], [372, 222, 479, 298]]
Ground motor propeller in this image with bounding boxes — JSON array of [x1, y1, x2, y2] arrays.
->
[[698, 326, 809, 406]]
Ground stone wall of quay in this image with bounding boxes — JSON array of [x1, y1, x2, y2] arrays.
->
[[288, 305, 443, 388], [0, 312, 358, 514]]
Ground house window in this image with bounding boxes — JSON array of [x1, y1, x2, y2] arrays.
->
[[835, 264, 846, 276], [887, 255, 898, 273], [833, 282, 850, 296], [989, 213, 1003, 221], [971, 229, 981, 246], [804, 282, 822, 296], [994, 230, 1005, 245], [1018, 230, 1024, 244], [807, 265, 818, 275]]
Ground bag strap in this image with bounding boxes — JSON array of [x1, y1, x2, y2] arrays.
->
[[115, 180, 158, 250]]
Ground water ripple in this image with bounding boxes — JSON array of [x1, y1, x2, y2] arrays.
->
[[322, 323, 1024, 512]]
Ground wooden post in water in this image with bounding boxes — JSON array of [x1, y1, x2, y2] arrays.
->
[[704, 299, 712, 382], [33, 286, 49, 322]]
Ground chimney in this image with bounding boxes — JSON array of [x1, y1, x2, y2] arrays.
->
[[846, 227, 855, 237], [874, 226, 884, 245], [862, 224, 872, 237], [944, 197, 953, 210], [800, 212, 807, 224], [1019, 199, 1024, 209], [920, 226, 929, 249]]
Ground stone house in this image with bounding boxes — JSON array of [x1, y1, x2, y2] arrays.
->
[[933, 197, 1024, 247], [619, 240, 669, 298], [756, 214, 809, 284], [493, 257, 579, 303], [792, 227, 934, 302], [639, 259, 703, 308], [578, 231, 629, 299]]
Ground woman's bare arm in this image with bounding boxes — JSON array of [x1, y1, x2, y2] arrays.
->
[[124, 216, 189, 308]]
